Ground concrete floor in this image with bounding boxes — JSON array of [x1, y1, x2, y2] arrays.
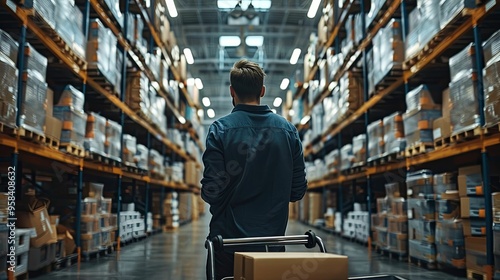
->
[[36, 213, 467, 280]]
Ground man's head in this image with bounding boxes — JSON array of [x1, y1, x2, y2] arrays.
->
[[230, 59, 266, 105]]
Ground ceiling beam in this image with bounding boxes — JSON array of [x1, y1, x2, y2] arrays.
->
[[191, 58, 303, 65]]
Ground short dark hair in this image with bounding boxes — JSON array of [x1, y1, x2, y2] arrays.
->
[[230, 59, 266, 102]]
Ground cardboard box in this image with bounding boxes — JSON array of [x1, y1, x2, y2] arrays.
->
[[458, 165, 482, 176], [234, 252, 348, 280], [56, 225, 76, 256], [462, 219, 486, 236], [46, 87, 54, 116], [433, 117, 451, 140], [309, 193, 323, 225], [45, 116, 62, 140], [184, 161, 198, 186], [460, 197, 485, 218], [465, 237, 487, 272], [493, 192, 500, 209], [458, 165, 483, 197], [442, 88, 451, 119], [16, 200, 54, 248]]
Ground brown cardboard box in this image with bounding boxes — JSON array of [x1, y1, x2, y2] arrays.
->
[[462, 219, 486, 237], [433, 117, 451, 141], [458, 165, 482, 197], [16, 200, 54, 248], [442, 88, 451, 119], [45, 116, 62, 140], [56, 225, 76, 256], [465, 237, 487, 272], [49, 215, 59, 225], [184, 161, 198, 186], [46, 88, 54, 116], [234, 252, 348, 280], [460, 197, 485, 218], [49, 224, 58, 244], [493, 192, 500, 209], [309, 193, 323, 225]]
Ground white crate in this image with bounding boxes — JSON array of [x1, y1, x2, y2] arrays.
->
[[15, 229, 32, 254], [14, 251, 28, 276]]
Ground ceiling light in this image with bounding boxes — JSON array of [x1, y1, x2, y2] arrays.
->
[[179, 83, 184, 88], [271, 109, 277, 114], [290, 48, 301, 65], [328, 81, 337, 91], [197, 109, 204, 117], [303, 82, 309, 89], [217, 0, 271, 10], [245, 2, 257, 19], [202, 97, 211, 107], [219, 36, 241, 47], [166, 0, 178, 17], [178, 116, 186, 124], [207, 109, 216, 119], [273, 97, 283, 107], [280, 78, 290, 90], [187, 78, 195, 86], [183, 48, 194, 64], [300, 115, 311, 125], [289, 109, 295, 116], [307, 0, 321, 18], [229, 2, 243, 18], [245, 36, 264, 47], [195, 78, 204, 90]]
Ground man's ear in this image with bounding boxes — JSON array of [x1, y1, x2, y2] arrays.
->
[[260, 86, 266, 98]]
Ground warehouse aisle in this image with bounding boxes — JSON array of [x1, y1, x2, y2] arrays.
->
[[36, 213, 465, 280]]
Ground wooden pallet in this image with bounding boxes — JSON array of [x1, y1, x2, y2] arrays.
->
[[53, 253, 78, 271], [405, 143, 434, 157], [404, 7, 473, 69], [367, 151, 404, 166], [467, 269, 489, 280], [436, 262, 466, 277], [451, 127, 483, 143], [44, 135, 60, 150], [81, 249, 101, 262], [342, 164, 366, 175], [0, 121, 16, 134], [373, 64, 403, 96], [434, 136, 451, 150], [376, 247, 407, 261], [16, 127, 46, 144], [60, 143, 85, 158], [87, 68, 117, 96], [409, 256, 437, 270], [123, 163, 147, 174]]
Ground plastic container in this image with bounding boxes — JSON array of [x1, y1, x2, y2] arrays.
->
[[449, 72, 480, 135], [408, 198, 436, 221], [406, 170, 434, 198], [409, 220, 436, 243]]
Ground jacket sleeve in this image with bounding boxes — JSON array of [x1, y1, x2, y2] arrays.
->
[[290, 129, 307, 202], [201, 123, 229, 205]]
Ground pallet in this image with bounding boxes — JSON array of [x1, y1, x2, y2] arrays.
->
[[28, 263, 53, 278], [404, 7, 473, 70], [450, 127, 483, 143], [81, 249, 101, 262], [405, 143, 434, 157], [60, 143, 85, 157], [467, 269, 489, 280], [52, 253, 78, 271], [373, 64, 403, 96], [16, 127, 46, 144], [123, 163, 147, 174], [0, 121, 16, 134], [85, 151, 121, 166], [409, 256, 437, 270], [87, 68, 117, 97], [44, 135, 60, 150], [436, 262, 466, 277], [376, 247, 407, 261], [434, 136, 451, 150], [367, 151, 404, 166]]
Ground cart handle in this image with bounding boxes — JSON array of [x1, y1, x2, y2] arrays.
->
[[205, 231, 327, 280]]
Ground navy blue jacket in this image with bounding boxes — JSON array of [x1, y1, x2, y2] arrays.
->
[[201, 104, 307, 241]]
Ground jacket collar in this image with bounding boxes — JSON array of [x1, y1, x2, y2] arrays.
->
[[232, 104, 272, 113]]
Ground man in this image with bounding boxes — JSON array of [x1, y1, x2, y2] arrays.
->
[[201, 59, 308, 279]]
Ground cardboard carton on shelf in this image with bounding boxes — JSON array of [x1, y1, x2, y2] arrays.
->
[[462, 218, 486, 237], [16, 197, 54, 248], [432, 116, 451, 142], [465, 236, 487, 272], [460, 197, 485, 218], [234, 252, 348, 280]]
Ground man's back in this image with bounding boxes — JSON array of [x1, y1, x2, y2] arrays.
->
[[201, 104, 307, 239]]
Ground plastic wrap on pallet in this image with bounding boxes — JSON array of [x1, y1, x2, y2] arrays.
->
[[436, 199, 460, 221], [105, 119, 122, 161], [87, 19, 117, 84], [366, 48, 375, 96], [133, 14, 145, 49], [409, 239, 437, 263], [338, 72, 363, 121], [436, 220, 465, 246], [408, 198, 436, 221], [367, 120, 384, 160], [483, 30, 500, 67], [352, 134, 366, 164], [388, 215, 408, 233], [388, 232, 408, 254], [340, 144, 353, 171], [405, 85, 436, 112], [483, 56, 500, 127], [439, 0, 476, 30], [54, 0, 86, 59], [0, 52, 18, 126], [436, 243, 466, 268], [325, 149, 340, 173], [84, 112, 106, 156], [149, 149, 165, 178], [354, 13, 363, 45], [0, 29, 18, 64], [383, 112, 406, 154], [403, 108, 442, 147], [409, 219, 436, 243], [126, 71, 150, 117], [135, 144, 148, 170], [433, 172, 457, 197], [407, 170, 434, 198], [53, 106, 87, 145], [57, 85, 85, 112], [417, 0, 441, 47], [449, 72, 480, 135], [377, 19, 404, 85], [115, 50, 123, 97], [22, 0, 56, 28], [449, 43, 476, 82], [103, 0, 123, 27], [24, 43, 48, 81], [20, 70, 47, 136], [365, 0, 385, 29], [405, 22, 420, 60]]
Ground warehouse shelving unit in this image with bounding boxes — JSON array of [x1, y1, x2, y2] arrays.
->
[[0, 0, 203, 270], [292, 0, 500, 277]]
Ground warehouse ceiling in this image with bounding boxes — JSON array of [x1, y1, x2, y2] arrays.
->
[[169, 0, 321, 123]]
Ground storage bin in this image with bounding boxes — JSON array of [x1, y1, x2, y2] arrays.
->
[[436, 199, 460, 220], [406, 170, 434, 198], [436, 220, 465, 246], [409, 220, 436, 243], [388, 232, 407, 254], [14, 229, 32, 255], [409, 239, 436, 263], [28, 242, 56, 271], [408, 198, 436, 220], [436, 243, 466, 269]]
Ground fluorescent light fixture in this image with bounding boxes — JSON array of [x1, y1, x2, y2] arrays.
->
[[195, 78, 204, 90], [179, 83, 185, 88], [303, 82, 309, 89], [166, 0, 178, 17], [289, 109, 295, 116], [273, 97, 283, 107], [187, 78, 195, 86], [183, 48, 194, 64], [151, 81, 160, 89], [300, 115, 311, 125], [290, 48, 301, 65], [219, 36, 241, 47], [197, 109, 204, 118], [280, 78, 290, 90], [245, 36, 264, 47], [202, 97, 211, 107], [178, 116, 186, 124], [217, 0, 271, 10], [207, 108, 215, 119], [328, 81, 338, 91], [307, 0, 321, 18], [271, 109, 277, 114]]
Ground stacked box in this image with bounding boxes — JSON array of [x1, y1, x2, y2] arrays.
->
[[0, 52, 18, 127], [24, 43, 48, 79], [308, 192, 323, 225], [20, 70, 47, 136], [483, 53, 500, 127], [324, 149, 340, 173], [22, 0, 56, 28], [340, 144, 353, 171], [449, 43, 476, 83], [352, 134, 366, 164], [367, 120, 384, 160], [345, 211, 370, 242], [383, 112, 406, 154], [54, 0, 85, 58], [338, 71, 363, 122], [465, 236, 488, 274], [84, 113, 107, 156], [178, 192, 192, 222], [122, 134, 137, 166], [0, 29, 19, 64], [53, 106, 87, 146], [407, 170, 434, 199], [57, 85, 85, 111], [434, 172, 458, 199], [105, 119, 122, 161], [483, 30, 500, 67], [136, 144, 148, 170], [405, 0, 440, 59], [126, 71, 150, 118], [373, 19, 404, 86], [440, 0, 476, 29], [149, 149, 165, 178], [87, 19, 117, 85], [164, 192, 179, 230]]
